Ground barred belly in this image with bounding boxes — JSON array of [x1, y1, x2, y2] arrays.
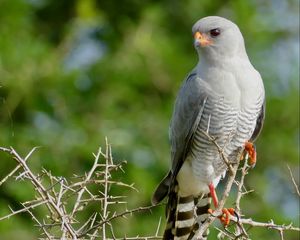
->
[[185, 97, 260, 187]]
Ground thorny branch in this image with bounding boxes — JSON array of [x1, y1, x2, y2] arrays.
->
[[0, 136, 299, 239], [0, 140, 162, 239], [78, 204, 163, 238]]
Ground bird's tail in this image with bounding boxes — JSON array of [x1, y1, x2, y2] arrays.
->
[[163, 190, 211, 240]]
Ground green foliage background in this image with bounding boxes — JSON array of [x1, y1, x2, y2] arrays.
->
[[0, 0, 299, 239]]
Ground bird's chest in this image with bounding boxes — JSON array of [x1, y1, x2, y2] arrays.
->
[[198, 69, 261, 138], [187, 95, 259, 183], [200, 63, 261, 107]]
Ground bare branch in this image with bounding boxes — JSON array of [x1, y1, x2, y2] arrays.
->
[[9, 147, 78, 238], [287, 165, 300, 197], [1, 139, 298, 239], [0, 200, 48, 221], [0, 147, 38, 186], [78, 204, 163, 238], [71, 148, 100, 217], [0, 142, 163, 239], [231, 216, 300, 232]]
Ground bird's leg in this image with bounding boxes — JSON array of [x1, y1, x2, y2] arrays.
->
[[244, 141, 256, 167], [208, 182, 219, 208], [207, 183, 235, 227]]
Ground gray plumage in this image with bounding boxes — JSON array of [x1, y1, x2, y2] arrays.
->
[[152, 16, 265, 240]]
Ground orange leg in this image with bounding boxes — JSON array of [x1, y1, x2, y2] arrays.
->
[[208, 182, 219, 208], [244, 141, 257, 167]]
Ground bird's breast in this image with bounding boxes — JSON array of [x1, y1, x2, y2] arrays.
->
[[186, 92, 261, 185]]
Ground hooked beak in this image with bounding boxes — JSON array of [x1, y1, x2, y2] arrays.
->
[[194, 31, 212, 47]]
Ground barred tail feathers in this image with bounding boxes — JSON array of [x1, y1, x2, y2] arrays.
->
[[163, 191, 211, 240], [195, 194, 211, 239]]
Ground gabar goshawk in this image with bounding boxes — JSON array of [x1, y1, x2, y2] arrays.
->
[[152, 16, 265, 240]]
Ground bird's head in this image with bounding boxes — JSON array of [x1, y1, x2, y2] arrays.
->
[[192, 16, 246, 59]]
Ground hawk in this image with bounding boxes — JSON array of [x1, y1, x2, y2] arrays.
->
[[152, 16, 265, 240]]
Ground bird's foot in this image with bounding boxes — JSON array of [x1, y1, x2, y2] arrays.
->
[[243, 141, 256, 167], [208, 208, 235, 227], [207, 183, 235, 226]]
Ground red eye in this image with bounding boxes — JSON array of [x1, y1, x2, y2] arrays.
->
[[210, 28, 221, 37]]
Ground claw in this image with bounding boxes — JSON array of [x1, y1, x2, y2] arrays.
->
[[220, 208, 235, 226], [244, 141, 256, 167], [207, 207, 235, 227], [207, 183, 235, 227], [207, 208, 214, 215]]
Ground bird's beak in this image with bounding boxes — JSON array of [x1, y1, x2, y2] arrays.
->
[[194, 31, 212, 47]]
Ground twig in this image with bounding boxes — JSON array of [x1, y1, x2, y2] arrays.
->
[[287, 165, 300, 197], [235, 158, 249, 214], [231, 216, 300, 232], [9, 147, 78, 239], [197, 157, 241, 237], [279, 229, 284, 240], [155, 217, 162, 237], [200, 130, 235, 175], [0, 200, 48, 221], [102, 139, 111, 239], [0, 164, 23, 186], [0, 142, 163, 239], [233, 157, 250, 238], [0, 147, 38, 186], [23, 205, 53, 240], [71, 148, 101, 217], [78, 204, 163, 238]]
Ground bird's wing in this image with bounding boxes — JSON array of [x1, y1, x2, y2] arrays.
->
[[151, 70, 209, 205], [250, 97, 266, 142], [169, 70, 209, 179]]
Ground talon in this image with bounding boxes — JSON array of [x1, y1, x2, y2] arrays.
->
[[227, 207, 235, 215], [244, 141, 257, 167], [207, 207, 235, 227], [207, 183, 235, 227], [233, 209, 240, 222], [221, 208, 235, 227]]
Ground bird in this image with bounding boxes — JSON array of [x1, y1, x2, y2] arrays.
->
[[152, 16, 265, 240]]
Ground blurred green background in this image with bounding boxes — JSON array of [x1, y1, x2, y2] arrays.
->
[[0, 0, 299, 239]]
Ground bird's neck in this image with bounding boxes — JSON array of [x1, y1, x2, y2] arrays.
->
[[197, 49, 250, 71], [197, 54, 233, 70], [197, 41, 249, 67]]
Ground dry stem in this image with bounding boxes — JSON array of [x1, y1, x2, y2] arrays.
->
[[0, 141, 162, 239]]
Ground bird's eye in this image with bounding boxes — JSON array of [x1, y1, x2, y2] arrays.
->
[[210, 28, 221, 37]]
